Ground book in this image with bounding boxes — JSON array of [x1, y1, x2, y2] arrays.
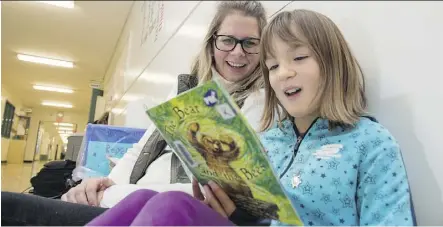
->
[[146, 79, 303, 225], [72, 124, 146, 180]]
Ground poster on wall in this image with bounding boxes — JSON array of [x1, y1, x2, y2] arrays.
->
[[140, 1, 164, 47]]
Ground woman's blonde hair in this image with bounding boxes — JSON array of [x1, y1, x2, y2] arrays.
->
[[260, 9, 367, 131], [190, 1, 267, 106]]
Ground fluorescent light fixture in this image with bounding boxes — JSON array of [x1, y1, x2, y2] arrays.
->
[[17, 54, 74, 68], [33, 85, 74, 94], [38, 1, 74, 9], [56, 127, 73, 131], [54, 123, 74, 127], [42, 101, 73, 108], [59, 133, 73, 136]]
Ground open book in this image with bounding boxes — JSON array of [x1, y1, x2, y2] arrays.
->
[[146, 79, 303, 225]]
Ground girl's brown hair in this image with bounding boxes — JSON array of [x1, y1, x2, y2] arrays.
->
[[260, 9, 367, 131], [190, 1, 267, 106]]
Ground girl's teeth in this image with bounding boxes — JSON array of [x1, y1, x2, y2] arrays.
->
[[227, 62, 246, 67], [285, 88, 301, 95]]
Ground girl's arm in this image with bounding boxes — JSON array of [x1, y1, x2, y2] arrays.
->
[[356, 128, 416, 226]]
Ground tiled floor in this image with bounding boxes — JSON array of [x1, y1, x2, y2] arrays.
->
[[1, 161, 46, 193]]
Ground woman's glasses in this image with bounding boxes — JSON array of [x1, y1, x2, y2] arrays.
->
[[213, 35, 260, 54]]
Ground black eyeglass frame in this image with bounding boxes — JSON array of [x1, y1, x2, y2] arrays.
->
[[213, 34, 260, 55]]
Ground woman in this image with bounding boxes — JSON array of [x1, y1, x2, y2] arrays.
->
[[1, 1, 267, 226], [85, 1, 268, 226]]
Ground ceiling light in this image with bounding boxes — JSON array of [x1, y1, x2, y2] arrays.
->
[[59, 132, 73, 136], [38, 1, 74, 9], [42, 102, 73, 108], [56, 127, 73, 131], [17, 54, 74, 68], [54, 123, 74, 127], [33, 85, 74, 94]]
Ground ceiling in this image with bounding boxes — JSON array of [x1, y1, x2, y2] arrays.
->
[[1, 1, 133, 113]]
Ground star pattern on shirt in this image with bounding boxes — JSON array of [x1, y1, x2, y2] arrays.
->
[[371, 138, 383, 148], [372, 212, 382, 222], [357, 143, 369, 157], [388, 150, 398, 161], [310, 169, 316, 175], [332, 207, 340, 216], [327, 159, 340, 170], [345, 155, 354, 163], [364, 129, 370, 136], [302, 181, 315, 195], [394, 201, 408, 214], [364, 173, 377, 184], [261, 118, 413, 226], [347, 180, 355, 188], [340, 194, 354, 208], [375, 192, 386, 200], [331, 177, 341, 188], [351, 132, 360, 139], [312, 208, 326, 220], [321, 193, 332, 204], [296, 154, 307, 164], [381, 164, 390, 173], [307, 143, 315, 149]]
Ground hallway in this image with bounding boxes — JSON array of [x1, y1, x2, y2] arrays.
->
[[1, 161, 45, 193]]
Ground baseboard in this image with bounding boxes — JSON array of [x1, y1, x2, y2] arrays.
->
[[23, 160, 33, 163], [1, 161, 7, 164]]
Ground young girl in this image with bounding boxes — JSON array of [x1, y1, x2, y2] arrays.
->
[[191, 9, 417, 226], [257, 9, 416, 226]]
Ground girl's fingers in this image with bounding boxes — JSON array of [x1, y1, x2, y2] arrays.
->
[[192, 178, 205, 201], [208, 181, 236, 216], [203, 185, 227, 217]]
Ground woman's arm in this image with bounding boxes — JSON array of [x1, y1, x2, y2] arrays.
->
[[356, 127, 416, 226]]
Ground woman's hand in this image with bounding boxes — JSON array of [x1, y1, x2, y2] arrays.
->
[[192, 178, 236, 217], [61, 177, 115, 206]]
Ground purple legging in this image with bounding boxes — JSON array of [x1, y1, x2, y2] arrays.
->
[[86, 189, 235, 226]]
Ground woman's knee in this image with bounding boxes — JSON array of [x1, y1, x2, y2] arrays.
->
[[137, 191, 198, 225], [128, 189, 158, 197], [121, 189, 159, 205], [151, 191, 194, 204]]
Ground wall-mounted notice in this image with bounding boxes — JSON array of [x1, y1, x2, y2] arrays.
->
[[140, 1, 164, 47]]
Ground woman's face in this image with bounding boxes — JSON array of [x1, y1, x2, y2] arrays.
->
[[213, 14, 261, 82]]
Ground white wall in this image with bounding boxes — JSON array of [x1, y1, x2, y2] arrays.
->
[[103, 1, 442, 225]]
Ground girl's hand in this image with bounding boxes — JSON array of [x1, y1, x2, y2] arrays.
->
[[192, 178, 236, 217]]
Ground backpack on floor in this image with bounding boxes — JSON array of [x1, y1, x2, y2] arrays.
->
[[30, 160, 80, 199]]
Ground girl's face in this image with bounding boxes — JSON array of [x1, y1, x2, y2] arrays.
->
[[213, 14, 261, 82], [265, 38, 321, 119]]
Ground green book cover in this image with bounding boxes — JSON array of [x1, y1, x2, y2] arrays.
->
[[146, 79, 303, 225]]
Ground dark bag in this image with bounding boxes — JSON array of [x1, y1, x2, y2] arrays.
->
[[30, 160, 79, 199]]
